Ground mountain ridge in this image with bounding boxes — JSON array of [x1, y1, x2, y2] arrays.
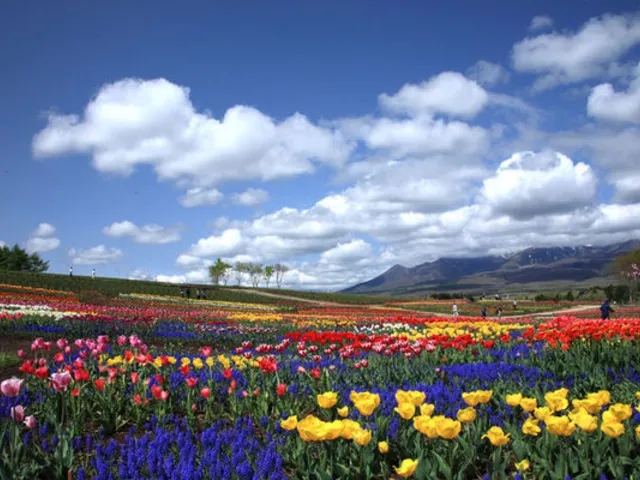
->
[[341, 240, 640, 296]]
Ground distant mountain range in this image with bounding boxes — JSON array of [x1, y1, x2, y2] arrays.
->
[[341, 240, 640, 296]]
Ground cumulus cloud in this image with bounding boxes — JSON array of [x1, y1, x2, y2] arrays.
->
[[32, 78, 354, 191], [587, 62, 640, 124], [479, 151, 597, 219], [27, 63, 640, 291], [529, 15, 553, 31], [102, 220, 181, 244], [466, 61, 510, 86], [69, 245, 123, 265], [178, 187, 223, 207], [379, 72, 489, 118], [512, 13, 640, 90], [231, 188, 269, 206], [25, 223, 60, 253]]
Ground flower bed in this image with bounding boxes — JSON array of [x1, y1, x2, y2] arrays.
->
[[1, 292, 640, 478]]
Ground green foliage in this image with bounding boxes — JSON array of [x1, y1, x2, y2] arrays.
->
[[0, 270, 292, 304], [208, 258, 231, 285], [565, 290, 574, 301], [0, 244, 49, 272]]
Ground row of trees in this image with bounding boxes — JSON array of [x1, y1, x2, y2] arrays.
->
[[0, 244, 49, 272], [208, 258, 289, 288]]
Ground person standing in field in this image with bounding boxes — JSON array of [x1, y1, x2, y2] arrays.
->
[[512, 299, 517, 310], [452, 304, 458, 317], [92, 269, 96, 279], [69, 265, 73, 277], [496, 305, 503, 319], [481, 306, 487, 318], [600, 299, 614, 320]]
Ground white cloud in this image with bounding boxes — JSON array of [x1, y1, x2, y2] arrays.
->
[[25, 223, 60, 254], [32, 78, 354, 189], [529, 15, 553, 31], [178, 187, 223, 207], [512, 13, 640, 90], [587, 62, 640, 124], [128, 269, 152, 280], [466, 61, 510, 86], [479, 151, 597, 219], [156, 269, 209, 284], [69, 245, 123, 265], [32, 223, 56, 238], [378, 72, 489, 118], [186, 228, 246, 258], [102, 220, 181, 244], [0, 241, 4, 247], [231, 188, 269, 206], [319, 239, 373, 265]]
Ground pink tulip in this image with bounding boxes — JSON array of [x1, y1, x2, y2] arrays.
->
[[74, 339, 85, 349], [50, 371, 72, 392], [10, 405, 24, 422], [97, 335, 109, 345], [56, 339, 68, 350], [17, 349, 25, 358], [117, 335, 128, 346], [1, 378, 23, 397], [23, 415, 36, 429]]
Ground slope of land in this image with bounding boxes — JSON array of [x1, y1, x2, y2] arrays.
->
[[342, 240, 639, 296]]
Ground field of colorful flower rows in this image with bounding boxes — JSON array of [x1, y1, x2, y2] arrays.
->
[[2, 285, 640, 479]]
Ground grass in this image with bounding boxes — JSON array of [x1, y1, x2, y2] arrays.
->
[[0, 352, 20, 368], [253, 287, 404, 305]]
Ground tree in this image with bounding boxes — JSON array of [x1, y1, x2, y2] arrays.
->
[[263, 265, 274, 287], [613, 249, 640, 303], [248, 263, 263, 288], [208, 258, 231, 286], [234, 262, 248, 286], [274, 263, 289, 289], [0, 244, 49, 272]]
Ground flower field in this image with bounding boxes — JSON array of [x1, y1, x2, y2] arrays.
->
[[2, 285, 640, 479]]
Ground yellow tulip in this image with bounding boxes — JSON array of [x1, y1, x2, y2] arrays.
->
[[413, 415, 438, 438], [571, 411, 598, 433], [349, 391, 381, 416], [337, 406, 349, 418], [534, 407, 552, 421], [515, 459, 530, 471], [635, 424, 640, 438], [522, 417, 541, 436], [395, 402, 416, 420], [456, 407, 477, 424], [317, 392, 338, 409], [419, 403, 435, 416], [378, 441, 389, 453], [394, 459, 419, 478], [483, 426, 510, 446], [339, 420, 362, 440], [435, 418, 462, 440], [544, 392, 569, 412], [607, 403, 632, 422], [519, 397, 537, 412], [545, 416, 576, 436], [280, 416, 298, 431], [296, 415, 327, 442], [353, 429, 372, 446], [601, 421, 625, 438], [506, 393, 523, 407]]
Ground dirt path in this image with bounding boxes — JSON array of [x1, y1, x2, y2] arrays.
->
[[417, 304, 600, 320]]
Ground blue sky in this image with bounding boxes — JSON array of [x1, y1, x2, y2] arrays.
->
[[1, 1, 640, 290]]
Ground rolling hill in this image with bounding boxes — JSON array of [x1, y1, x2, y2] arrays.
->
[[341, 240, 640, 296]]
